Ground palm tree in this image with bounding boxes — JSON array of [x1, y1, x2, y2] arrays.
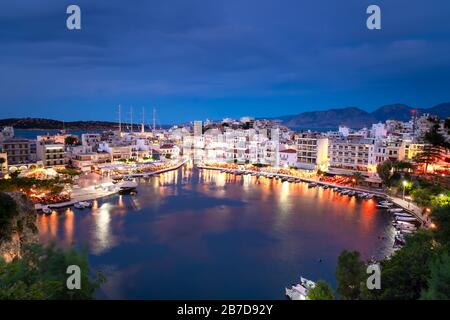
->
[[351, 172, 364, 186]]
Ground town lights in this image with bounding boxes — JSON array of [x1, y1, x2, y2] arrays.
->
[[402, 180, 408, 200]]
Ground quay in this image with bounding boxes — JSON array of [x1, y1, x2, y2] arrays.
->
[[35, 158, 189, 211]]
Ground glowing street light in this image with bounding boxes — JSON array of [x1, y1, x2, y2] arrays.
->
[[402, 180, 408, 200]]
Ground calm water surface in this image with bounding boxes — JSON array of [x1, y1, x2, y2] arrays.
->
[[37, 163, 395, 299]]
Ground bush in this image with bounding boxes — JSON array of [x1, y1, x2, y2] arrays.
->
[[0, 243, 105, 300]]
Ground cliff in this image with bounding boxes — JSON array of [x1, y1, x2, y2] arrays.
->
[[0, 192, 39, 262]]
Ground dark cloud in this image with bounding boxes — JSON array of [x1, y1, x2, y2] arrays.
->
[[0, 0, 449, 122]]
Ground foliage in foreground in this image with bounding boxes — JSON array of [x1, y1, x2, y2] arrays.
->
[[0, 243, 105, 300], [308, 280, 336, 300]]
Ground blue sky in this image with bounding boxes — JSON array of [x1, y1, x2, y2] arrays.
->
[[0, 0, 449, 124]]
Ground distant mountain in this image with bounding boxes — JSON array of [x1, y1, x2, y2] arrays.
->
[[277, 102, 450, 129], [0, 118, 122, 130]]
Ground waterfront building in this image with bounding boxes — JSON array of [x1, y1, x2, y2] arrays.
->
[[36, 141, 66, 167], [328, 137, 373, 175], [159, 144, 181, 159], [295, 133, 329, 171], [0, 138, 31, 165], [278, 149, 297, 167]]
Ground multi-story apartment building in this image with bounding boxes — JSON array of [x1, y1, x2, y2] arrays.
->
[[81, 133, 101, 152], [36, 141, 66, 167], [328, 138, 373, 175], [296, 133, 329, 171], [0, 139, 31, 165]]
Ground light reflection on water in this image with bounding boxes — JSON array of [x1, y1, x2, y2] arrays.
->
[[37, 166, 395, 299]]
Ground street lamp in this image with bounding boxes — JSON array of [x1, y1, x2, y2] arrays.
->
[[402, 180, 408, 200]]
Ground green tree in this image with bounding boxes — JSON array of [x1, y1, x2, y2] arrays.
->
[[421, 252, 450, 300], [351, 172, 364, 186], [414, 145, 444, 173], [368, 230, 436, 300], [431, 205, 450, 246], [64, 136, 79, 146], [336, 250, 366, 300], [0, 243, 105, 300], [307, 280, 336, 300], [377, 160, 393, 186]]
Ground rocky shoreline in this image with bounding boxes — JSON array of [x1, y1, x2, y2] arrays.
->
[[0, 192, 39, 262]]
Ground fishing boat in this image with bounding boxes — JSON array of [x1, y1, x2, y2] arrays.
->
[[285, 277, 316, 300]]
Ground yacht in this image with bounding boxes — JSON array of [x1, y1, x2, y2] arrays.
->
[[285, 277, 316, 300]]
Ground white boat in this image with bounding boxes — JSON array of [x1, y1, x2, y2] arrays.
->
[[400, 229, 415, 234], [365, 194, 374, 199], [388, 208, 403, 212], [376, 204, 390, 208], [79, 201, 92, 208], [394, 212, 413, 218], [396, 220, 416, 227], [396, 216, 417, 222], [285, 277, 316, 300], [42, 206, 52, 215], [379, 201, 393, 206], [74, 202, 85, 209]]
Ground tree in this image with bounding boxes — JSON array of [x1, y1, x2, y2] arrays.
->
[[431, 205, 450, 246], [392, 160, 414, 172], [64, 136, 79, 146], [414, 145, 444, 173], [421, 252, 450, 300], [367, 230, 436, 300], [351, 172, 364, 186], [336, 250, 366, 300], [307, 280, 336, 300], [377, 160, 393, 186], [424, 121, 450, 149], [0, 243, 105, 300]]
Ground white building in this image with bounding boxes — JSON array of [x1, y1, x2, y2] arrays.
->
[[278, 149, 297, 167]]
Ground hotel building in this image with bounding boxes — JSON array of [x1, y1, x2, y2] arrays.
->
[[296, 133, 329, 171]]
